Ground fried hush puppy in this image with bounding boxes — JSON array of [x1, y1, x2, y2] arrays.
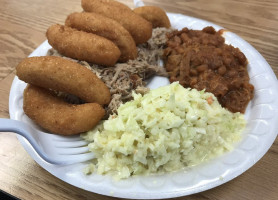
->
[[65, 12, 137, 62], [23, 84, 105, 135], [16, 56, 111, 105], [133, 6, 171, 28], [81, 0, 152, 44], [46, 24, 120, 66]]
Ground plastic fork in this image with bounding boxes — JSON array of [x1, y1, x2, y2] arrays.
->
[[0, 118, 95, 165], [133, 0, 145, 7]]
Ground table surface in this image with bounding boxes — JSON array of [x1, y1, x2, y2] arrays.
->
[[0, 0, 277, 199]]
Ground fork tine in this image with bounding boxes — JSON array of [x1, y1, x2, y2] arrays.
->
[[57, 146, 90, 155], [51, 135, 84, 142], [61, 152, 95, 164], [54, 140, 89, 148]]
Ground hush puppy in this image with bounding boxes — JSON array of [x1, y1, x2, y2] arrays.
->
[[46, 24, 121, 66], [81, 0, 152, 44], [23, 84, 105, 135], [16, 56, 111, 105], [133, 6, 171, 28], [65, 12, 137, 62]]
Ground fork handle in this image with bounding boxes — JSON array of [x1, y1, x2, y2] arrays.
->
[[0, 118, 36, 140], [0, 118, 57, 164]]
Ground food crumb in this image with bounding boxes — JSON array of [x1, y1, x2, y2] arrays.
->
[[207, 96, 214, 104]]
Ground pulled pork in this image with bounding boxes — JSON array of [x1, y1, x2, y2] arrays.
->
[[48, 28, 171, 118]]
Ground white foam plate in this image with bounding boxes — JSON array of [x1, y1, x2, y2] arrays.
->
[[9, 13, 278, 199]]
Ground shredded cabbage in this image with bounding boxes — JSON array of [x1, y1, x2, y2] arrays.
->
[[82, 82, 246, 179]]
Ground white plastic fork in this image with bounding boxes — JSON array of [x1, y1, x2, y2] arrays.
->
[[0, 118, 95, 165], [133, 0, 145, 7]]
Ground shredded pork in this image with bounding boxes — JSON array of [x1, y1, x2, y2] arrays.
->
[[47, 28, 171, 118]]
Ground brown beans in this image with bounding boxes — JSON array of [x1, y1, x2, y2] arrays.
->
[[226, 70, 237, 78], [196, 64, 208, 73], [164, 26, 254, 113], [218, 66, 227, 75], [190, 68, 198, 76]]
